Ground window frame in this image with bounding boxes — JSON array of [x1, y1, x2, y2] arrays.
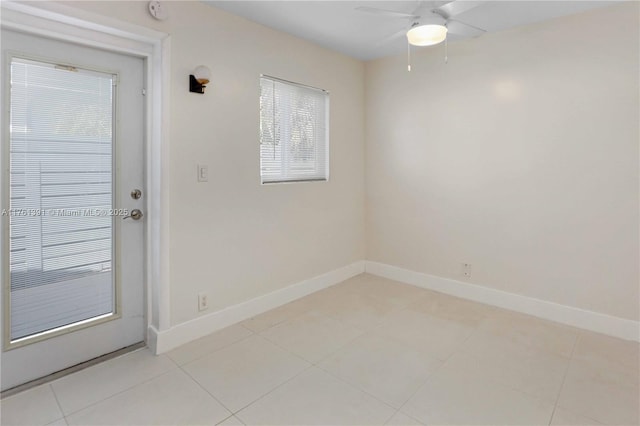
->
[[259, 74, 330, 185], [4, 52, 122, 348]]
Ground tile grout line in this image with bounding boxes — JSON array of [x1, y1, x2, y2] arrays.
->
[[231, 364, 317, 420], [7, 276, 633, 425], [168, 301, 378, 421], [168, 328, 256, 367], [57, 359, 179, 419], [245, 310, 399, 420], [257, 310, 369, 366], [174, 328, 334, 418], [177, 306, 370, 422], [209, 282, 398, 413], [547, 331, 580, 426], [48, 383, 67, 425], [237, 323, 256, 333], [228, 337, 416, 426], [239, 327, 370, 412], [311, 361, 399, 420], [390, 311, 485, 421], [174, 332, 316, 420], [312, 323, 460, 415], [252, 332, 321, 366], [256, 293, 629, 425], [452, 326, 578, 407], [1, 343, 147, 400], [241, 304, 314, 333], [175, 324, 318, 418], [215, 414, 243, 426], [450, 328, 575, 414], [177, 363, 237, 422], [254, 296, 458, 423], [306, 294, 412, 331], [384, 409, 423, 426]]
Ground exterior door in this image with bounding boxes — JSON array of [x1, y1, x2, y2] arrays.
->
[[1, 29, 145, 391]]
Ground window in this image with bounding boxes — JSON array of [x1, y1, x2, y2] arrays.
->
[[8, 57, 115, 340], [260, 75, 329, 183]]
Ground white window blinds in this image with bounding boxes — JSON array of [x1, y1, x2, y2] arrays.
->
[[260, 76, 329, 183], [8, 57, 115, 340]]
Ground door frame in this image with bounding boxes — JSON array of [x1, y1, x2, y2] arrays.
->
[[0, 1, 171, 354]]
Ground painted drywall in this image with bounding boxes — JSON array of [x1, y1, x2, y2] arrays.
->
[[365, 2, 639, 321], [27, 0, 637, 330], [58, 0, 366, 326]]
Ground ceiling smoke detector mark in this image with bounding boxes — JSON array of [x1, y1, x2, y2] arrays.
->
[[148, 1, 168, 21]]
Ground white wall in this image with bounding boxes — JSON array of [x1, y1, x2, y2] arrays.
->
[[39, 1, 639, 330], [365, 2, 639, 321], [60, 0, 365, 326]]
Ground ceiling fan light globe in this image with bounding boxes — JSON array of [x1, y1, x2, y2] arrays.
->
[[407, 24, 448, 46]]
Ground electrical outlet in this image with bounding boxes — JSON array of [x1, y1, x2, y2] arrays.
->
[[461, 263, 472, 278], [198, 292, 209, 311]]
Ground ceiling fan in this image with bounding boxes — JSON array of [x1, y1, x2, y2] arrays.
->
[[356, 1, 486, 48]]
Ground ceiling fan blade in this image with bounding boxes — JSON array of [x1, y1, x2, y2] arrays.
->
[[375, 28, 408, 47], [412, 1, 456, 15], [435, 1, 484, 19], [411, 1, 430, 16], [432, 1, 456, 7], [446, 18, 486, 37], [355, 6, 418, 20]]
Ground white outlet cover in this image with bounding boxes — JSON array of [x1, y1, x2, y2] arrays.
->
[[198, 293, 208, 311], [461, 263, 472, 277]]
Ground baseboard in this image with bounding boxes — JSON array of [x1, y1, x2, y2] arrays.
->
[[149, 259, 639, 353], [151, 261, 366, 354], [365, 261, 640, 342]]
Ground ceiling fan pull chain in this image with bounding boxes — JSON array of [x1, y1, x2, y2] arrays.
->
[[445, 36, 448, 64], [407, 40, 412, 72]]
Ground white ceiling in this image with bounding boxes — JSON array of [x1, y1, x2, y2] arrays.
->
[[204, 1, 621, 60]]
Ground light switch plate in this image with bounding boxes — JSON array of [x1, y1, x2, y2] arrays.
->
[[197, 164, 208, 182]]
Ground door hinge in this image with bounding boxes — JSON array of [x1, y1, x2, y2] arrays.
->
[[142, 88, 147, 96]]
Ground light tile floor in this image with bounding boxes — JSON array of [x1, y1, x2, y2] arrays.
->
[[2, 273, 639, 425]]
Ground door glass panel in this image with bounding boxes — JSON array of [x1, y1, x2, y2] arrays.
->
[[8, 58, 116, 342]]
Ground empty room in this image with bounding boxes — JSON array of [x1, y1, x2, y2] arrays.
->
[[0, 0, 638, 425]]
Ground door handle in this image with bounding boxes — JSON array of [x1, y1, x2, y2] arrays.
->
[[123, 209, 144, 220]]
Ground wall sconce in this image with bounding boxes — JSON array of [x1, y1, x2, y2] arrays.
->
[[189, 65, 211, 94]]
